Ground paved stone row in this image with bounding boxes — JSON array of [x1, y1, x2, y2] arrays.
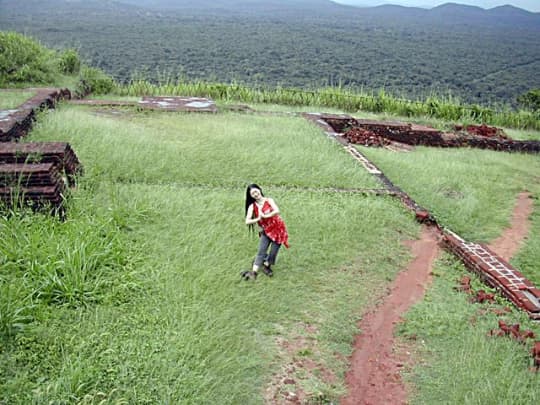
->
[[0, 88, 71, 141], [0, 141, 83, 217], [305, 113, 540, 320], [0, 162, 62, 187], [444, 230, 540, 319], [70, 96, 218, 113], [0, 142, 82, 187]]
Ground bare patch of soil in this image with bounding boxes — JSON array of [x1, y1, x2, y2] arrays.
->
[[264, 322, 337, 404], [341, 226, 440, 405], [487, 192, 534, 261]]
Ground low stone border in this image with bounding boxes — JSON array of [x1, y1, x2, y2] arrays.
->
[[0, 88, 71, 141], [70, 96, 218, 113], [444, 230, 540, 319], [0, 142, 82, 187], [306, 113, 540, 154]]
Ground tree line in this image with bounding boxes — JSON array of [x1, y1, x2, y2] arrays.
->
[[1, 0, 539, 107]]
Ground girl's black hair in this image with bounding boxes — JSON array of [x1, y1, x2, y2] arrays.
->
[[245, 183, 263, 232]]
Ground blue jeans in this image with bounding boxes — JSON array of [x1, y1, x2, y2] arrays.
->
[[254, 232, 281, 267]]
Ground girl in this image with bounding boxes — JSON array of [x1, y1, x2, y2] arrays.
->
[[243, 184, 289, 280]]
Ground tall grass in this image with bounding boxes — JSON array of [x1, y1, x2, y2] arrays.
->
[[30, 106, 379, 190], [1, 104, 417, 403], [0, 205, 138, 308], [112, 80, 540, 130], [0, 281, 34, 340]]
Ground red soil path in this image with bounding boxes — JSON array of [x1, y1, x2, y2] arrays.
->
[[487, 192, 534, 261], [341, 226, 440, 405], [341, 191, 534, 405]]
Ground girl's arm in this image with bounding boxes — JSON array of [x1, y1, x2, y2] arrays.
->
[[261, 198, 280, 219], [245, 204, 260, 225]]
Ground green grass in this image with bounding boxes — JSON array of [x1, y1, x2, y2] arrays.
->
[[359, 146, 540, 239], [1, 102, 539, 403], [0, 90, 36, 109], [504, 128, 540, 141], [513, 198, 540, 286], [32, 106, 379, 189], [218, 100, 347, 114], [1, 104, 417, 403], [359, 144, 540, 285], [76, 94, 540, 139]]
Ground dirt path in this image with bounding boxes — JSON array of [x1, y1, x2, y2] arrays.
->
[[340, 226, 440, 405], [340, 191, 534, 405], [487, 192, 534, 261]]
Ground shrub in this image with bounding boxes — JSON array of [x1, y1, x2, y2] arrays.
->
[[517, 89, 540, 111], [0, 31, 56, 86], [58, 48, 81, 74], [75, 66, 115, 97]]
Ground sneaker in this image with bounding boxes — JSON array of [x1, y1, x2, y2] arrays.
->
[[241, 270, 258, 281], [262, 265, 273, 277]]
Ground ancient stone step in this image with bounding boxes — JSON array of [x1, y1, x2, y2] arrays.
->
[[0, 162, 62, 187], [0, 184, 65, 203], [0, 142, 82, 186]]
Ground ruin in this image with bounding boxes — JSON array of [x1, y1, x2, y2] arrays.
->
[[70, 96, 218, 113], [305, 112, 540, 321], [1, 90, 82, 216], [0, 88, 71, 141], [303, 113, 540, 153]]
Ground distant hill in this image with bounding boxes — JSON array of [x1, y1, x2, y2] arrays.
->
[[427, 2, 537, 23], [353, 2, 540, 27], [1, 0, 539, 106], [488, 4, 538, 17], [118, 0, 338, 9], [2, 0, 538, 22]]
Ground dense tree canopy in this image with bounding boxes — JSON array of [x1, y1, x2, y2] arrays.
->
[[0, 0, 539, 107]]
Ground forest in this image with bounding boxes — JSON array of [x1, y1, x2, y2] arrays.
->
[[1, 0, 539, 107]]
